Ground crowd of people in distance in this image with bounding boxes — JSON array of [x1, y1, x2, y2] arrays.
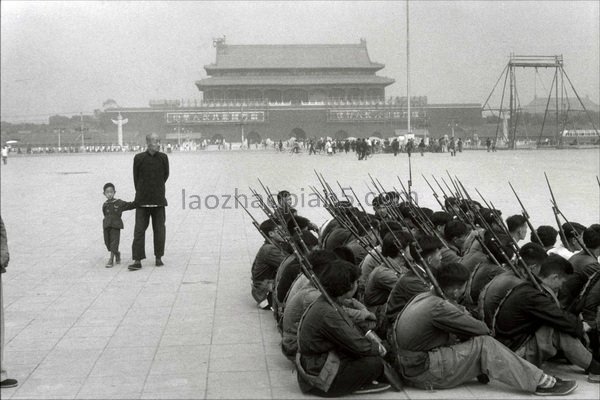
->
[[2, 133, 490, 159], [249, 187, 600, 397], [4, 141, 213, 155]]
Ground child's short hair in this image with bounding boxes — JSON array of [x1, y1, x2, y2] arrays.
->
[[103, 182, 115, 192]]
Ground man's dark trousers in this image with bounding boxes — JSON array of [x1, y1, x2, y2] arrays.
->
[[132, 207, 165, 260]]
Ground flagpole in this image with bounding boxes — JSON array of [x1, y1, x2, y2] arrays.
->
[[406, 0, 411, 136], [406, 0, 412, 198]]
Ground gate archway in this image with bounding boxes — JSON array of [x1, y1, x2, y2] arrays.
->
[[290, 128, 307, 140], [335, 130, 348, 140], [246, 131, 261, 145]]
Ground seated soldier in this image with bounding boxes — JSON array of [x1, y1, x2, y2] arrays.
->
[[430, 211, 452, 237], [318, 201, 352, 247], [296, 259, 390, 397], [480, 270, 524, 330], [323, 226, 353, 251], [372, 193, 391, 221], [277, 190, 297, 218], [548, 222, 586, 260], [519, 242, 549, 274], [358, 221, 403, 296], [462, 209, 503, 270], [458, 199, 479, 223], [277, 190, 320, 233], [273, 253, 299, 329], [440, 220, 468, 265], [364, 232, 410, 309], [563, 222, 587, 255], [444, 197, 460, 218], [282, 250, 376, 359], [419, 207, 434, 223], [461, 231, 508, 312], [493, 255, 600, 383], [285, 245, 356, 311], [323, 207, 367, 252], [385, 235, 442, 338], [506, 214, 528, 244], [478, 242, 548, 333], [372, 191, 401, 221], [532, 225, 558, 252], [344, 213, 378, 266], [560, 225, 600, 308], [273, 217, 319, 324], [251, 220, 289, 310], [282, 251, 336, 358], [393, 262, 578, 396], [571, 269, 600, 361]]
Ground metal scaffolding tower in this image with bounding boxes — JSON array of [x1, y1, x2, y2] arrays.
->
[[482, 54, 599, 149]]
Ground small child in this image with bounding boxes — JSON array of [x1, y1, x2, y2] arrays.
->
[[102, 182, 135, 267]]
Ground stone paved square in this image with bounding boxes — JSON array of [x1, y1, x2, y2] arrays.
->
[[0, 149, 599, 399]]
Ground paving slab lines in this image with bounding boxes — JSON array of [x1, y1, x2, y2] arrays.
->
[[1, 151, 598, 399]]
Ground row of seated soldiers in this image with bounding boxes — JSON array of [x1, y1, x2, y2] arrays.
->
[[250, 190, 600, 397]]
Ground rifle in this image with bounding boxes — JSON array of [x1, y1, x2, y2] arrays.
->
[[250, 181, 364, 326], [310, 185, 387, 266], [396, 177, 442, 241], [403, 226, 447, 300], [376, 216, 428, 284], [544, 173, 594, 258], [235, 195, 286, 253], [338, 181, 382, 246], [508, 181, 543, 245], [489, 199, 543, 291], [366, 176, 406, 224], [432, 175, 450, 201], [472, 183, 540, 287], [451, 180, 511, 271], [544, 172, 572, 251], [422, 174, 447, 212]]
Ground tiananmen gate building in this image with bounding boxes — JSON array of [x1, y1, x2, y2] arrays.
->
[[103, 38, 483, 145]]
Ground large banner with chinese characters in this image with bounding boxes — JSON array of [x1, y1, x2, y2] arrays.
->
[[327, 109, 426, 122], [166, 111, 266, 124]]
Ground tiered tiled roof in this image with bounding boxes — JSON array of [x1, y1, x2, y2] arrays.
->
[[204, 42, 384, 71]]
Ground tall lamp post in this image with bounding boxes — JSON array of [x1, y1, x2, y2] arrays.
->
[[80, 113, 84, 149], [177, 118, 182, 147], [406, 0, 411, 136], [240, 104, 245, 148]]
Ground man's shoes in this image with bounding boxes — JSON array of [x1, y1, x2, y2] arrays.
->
[[115, 252, 121, 264], [105, 252, 114, 267], [155, 257, 164, 267], [128, 262, 142, 271], [535, 377, 577, 396], [354, 381, 391, 395], [586, 359, 600, 383], [0, 378, 18, 388]]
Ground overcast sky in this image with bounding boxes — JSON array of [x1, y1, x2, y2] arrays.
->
[[1, 0, 598, 122]]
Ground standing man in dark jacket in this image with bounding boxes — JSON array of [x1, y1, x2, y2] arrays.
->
[[128, 133, 169, 271]]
